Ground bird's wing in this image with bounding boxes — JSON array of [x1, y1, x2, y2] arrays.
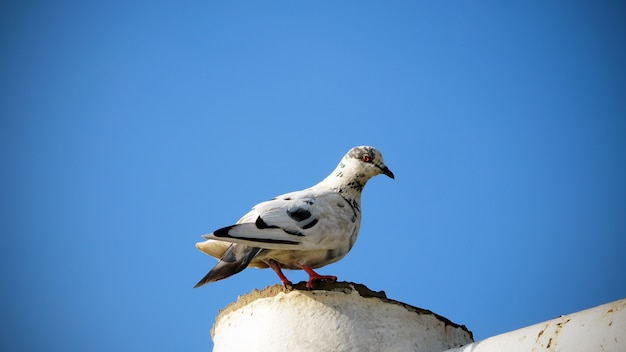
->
[[195, 208, 264, 259], [203, 190, 354, 250]]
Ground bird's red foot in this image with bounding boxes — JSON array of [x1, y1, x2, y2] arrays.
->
[[269, 260, 293, 288], [302, 265, 337, 289]]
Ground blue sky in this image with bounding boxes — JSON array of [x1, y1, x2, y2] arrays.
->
[[2, 1, 625, 351]]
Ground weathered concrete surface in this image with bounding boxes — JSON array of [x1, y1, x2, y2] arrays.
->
[[445, 298, 626, 352], [211, 281, 473, 352]]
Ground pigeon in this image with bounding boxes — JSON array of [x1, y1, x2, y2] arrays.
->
[[194, 146, 394, 289]]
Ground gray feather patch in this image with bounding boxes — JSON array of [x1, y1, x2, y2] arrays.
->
[[287, 208, 311, 222]]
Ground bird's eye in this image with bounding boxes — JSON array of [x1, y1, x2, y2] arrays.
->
[[362, 155, 371, 163]]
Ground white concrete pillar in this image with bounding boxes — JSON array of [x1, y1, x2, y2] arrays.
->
[[211, 282, 473, 352], [444, 298, 626, 352]]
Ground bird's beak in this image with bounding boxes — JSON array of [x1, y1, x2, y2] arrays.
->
[[381, 165, 395, 179]]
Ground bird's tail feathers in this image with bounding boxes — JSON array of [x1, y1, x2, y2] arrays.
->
[[193, 244, 261, 288]]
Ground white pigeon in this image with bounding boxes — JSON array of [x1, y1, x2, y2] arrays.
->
[[194, 146, 394, 289]]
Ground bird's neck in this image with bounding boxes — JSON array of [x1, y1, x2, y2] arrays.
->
[[318, 160, 367, 203]]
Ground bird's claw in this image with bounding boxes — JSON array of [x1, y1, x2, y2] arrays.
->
[[282, 280, 294, 290], [305, 275, 337, 289]]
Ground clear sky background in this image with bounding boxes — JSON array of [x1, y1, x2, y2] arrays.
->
[[2, 1, 625, 351]]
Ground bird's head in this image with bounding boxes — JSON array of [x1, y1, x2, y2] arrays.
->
[[342, 146, 394, 180]]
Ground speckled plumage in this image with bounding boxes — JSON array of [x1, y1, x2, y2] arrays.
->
[[194, 146, 394, 289]]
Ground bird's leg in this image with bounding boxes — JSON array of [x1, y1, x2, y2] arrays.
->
[[269, 259, 293, 288], [301, 265, 337, 289]]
